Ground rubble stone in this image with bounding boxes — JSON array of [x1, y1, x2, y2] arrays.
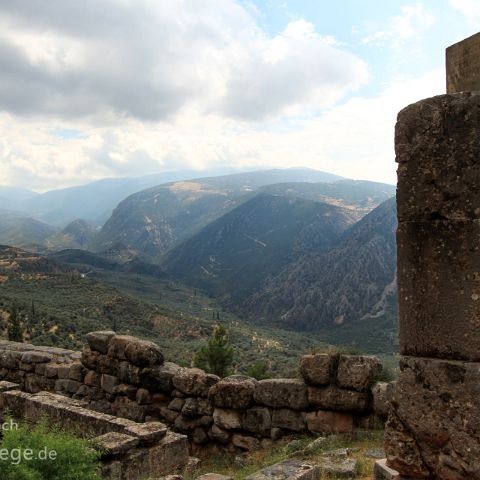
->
[[231, 433, 260, 451]]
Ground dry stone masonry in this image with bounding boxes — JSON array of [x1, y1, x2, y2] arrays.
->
[[0, 332, 390, 458], [381, 33, 480, 480]]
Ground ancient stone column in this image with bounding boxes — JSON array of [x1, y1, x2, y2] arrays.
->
[[384, 33, 480, 479]]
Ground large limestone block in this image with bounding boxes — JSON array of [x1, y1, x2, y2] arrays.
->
[[271, 409, 305, 432], [307, 386, 370, 412], [209, 375, 257, 409], [385, 356, 480, 479], [299, 353, 335, 386], [123, 422, 167, 445], [107, 335, 164, 367], [124, 339, 164, 367], [101, 374, 119, 394], [254, 379, 308, 410], [305, 410, 353, 434], [396, 92, 480, 222], [81, 348, 99, 370], [86, 331, 115, 354], [94, 432, 139, 457], [397, 220, 480, 361], [173, 368, 219, 397], [336, 355, 381, 391]]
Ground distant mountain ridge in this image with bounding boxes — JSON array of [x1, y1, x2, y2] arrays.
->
[[1, 168, 245, 226], [92, 169, 393, 259]]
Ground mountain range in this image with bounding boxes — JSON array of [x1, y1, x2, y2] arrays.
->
[[0, 167, 398, 353], [1, 168, 241, 227]]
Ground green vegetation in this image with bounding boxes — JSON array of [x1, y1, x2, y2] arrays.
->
[[194, 324, 234, 377], [0, 418, 100, 480], [245, 360, 271, 380], [0, 268, 337, 376], [7, 303, 23, 342]]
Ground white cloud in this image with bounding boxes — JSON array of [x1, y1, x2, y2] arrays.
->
[[363, 3, 435, 48], [0, 68, 444, 191], [0, 0, 445, 193], [0, 0, 367, 122], [449, 0, 480, 25]]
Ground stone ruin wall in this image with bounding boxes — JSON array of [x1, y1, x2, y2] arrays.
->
[[0, 331, 391, 454]]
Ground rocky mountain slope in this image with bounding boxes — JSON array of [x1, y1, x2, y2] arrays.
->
[[245, 197, 397, 329], [93, 169, 394, 260], [0, 211, 57, 248], [0, 245, 72, 273], [163, 193, 359, 303], [46, 219, 98, 250]]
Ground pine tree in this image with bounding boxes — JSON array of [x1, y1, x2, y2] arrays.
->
[[194, 325, 233, 377], [8, 302, 23, 342]]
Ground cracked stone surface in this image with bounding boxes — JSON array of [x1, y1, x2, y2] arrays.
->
[[385, 356, 480, 479]]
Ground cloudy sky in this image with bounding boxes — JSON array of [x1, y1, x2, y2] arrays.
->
[[0, 0, 477, 191]]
